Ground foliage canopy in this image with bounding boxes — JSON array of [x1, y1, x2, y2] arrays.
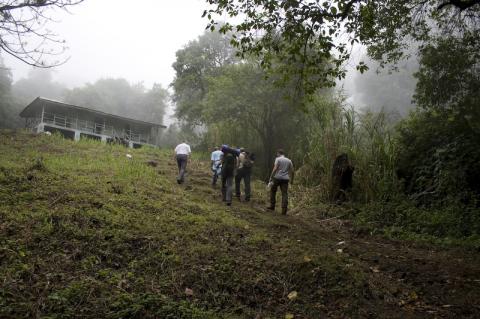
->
[[0, 0, 84, 67], [204, 0, 480, 93], [64, 78, 168, 125]]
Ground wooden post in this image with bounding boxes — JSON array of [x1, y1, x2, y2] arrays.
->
[[37, 104, 46, 133]]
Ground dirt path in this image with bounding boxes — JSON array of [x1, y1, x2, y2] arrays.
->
[[183, 161, 480, 318], [324, 218, 480, 318]]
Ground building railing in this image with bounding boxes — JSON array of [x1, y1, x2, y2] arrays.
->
[[25, 117, 41, 129], [39, 112, 149, 144]]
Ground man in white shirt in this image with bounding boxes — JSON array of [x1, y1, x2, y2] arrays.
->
[[174, 141, 191, 184], [210, 146, 223, 186]]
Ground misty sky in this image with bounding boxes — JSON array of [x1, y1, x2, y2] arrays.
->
[[3, 0, 407, 121], [4, 0, 209, 89]]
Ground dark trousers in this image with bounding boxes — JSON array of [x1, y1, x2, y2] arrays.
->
[[222, 175, 234, 204], [235, 167, 251, 200], [212, 170, 219, 186], [176, 154, 188, 183], [212, 163, 221, 186], [270, 178, 289, 210]]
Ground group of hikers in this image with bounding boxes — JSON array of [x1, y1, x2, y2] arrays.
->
[[173, 142, 294, 215]]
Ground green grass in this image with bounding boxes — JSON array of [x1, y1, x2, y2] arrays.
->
[[0, 131, 371, 318], [3, 131, 478, 318], [347, 200, 480, 249]]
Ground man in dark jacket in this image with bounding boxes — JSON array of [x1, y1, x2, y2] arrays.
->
[[221, 150, 237, 206]]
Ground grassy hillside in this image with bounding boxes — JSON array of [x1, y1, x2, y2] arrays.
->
[[1, 131, 479, 318]]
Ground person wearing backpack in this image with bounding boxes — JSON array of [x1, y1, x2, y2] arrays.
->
[[221, 150, 237, 206], [235, 148, 254, 202]]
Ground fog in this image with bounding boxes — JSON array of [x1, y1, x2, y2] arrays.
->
[[5, 0, 209, 87], [346, 54, 418, 118], [3, 0, 210, 125], [2, 0, 416, 126]]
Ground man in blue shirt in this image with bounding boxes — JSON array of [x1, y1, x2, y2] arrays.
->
[[210, 146, 223, 186]]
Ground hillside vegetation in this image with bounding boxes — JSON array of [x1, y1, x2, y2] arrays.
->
[[1, 131, 479, 318]]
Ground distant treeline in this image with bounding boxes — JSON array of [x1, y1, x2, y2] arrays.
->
[[0, 61, 168, 130]]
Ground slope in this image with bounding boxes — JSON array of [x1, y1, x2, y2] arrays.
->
[[0, 131, 479, 318]]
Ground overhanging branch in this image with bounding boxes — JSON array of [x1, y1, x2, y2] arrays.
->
[[438, 0, 480, 11]]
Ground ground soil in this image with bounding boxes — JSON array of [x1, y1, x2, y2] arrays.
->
[[189, 158, 480, 318]]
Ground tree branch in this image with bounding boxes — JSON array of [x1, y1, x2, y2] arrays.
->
[[0, 1, 84, 13], [0, 0, 83, 67], [438, 0, 480, 11]]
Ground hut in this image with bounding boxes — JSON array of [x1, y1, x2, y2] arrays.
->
[[20, 97, 166, 148]]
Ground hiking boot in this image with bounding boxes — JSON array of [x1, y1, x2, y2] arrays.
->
[[226, 202, 232, 206], [266, 206, 275, 211]]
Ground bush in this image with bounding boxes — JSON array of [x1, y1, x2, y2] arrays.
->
[[396, 109, 480, 206]]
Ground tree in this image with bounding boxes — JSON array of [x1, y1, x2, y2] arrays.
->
[[396, 32, 480, 206], [1, 61, 68, 128], [12, 68, 66, 105], [171, 30, 237, 127], [63, 78, 168, 125], [414, 32, 480, 129], [0, 0, 84, 67], [0, 56, 22, 128], [140, 84, 169, 125], [204, 62, 303, 174], [204, 0, 480, 94]]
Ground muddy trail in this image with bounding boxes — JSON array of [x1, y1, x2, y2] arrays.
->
[[178, 159, 480, 318]]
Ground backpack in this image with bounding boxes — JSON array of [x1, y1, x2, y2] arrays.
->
[[222, 153, 235, 176], [243, 152, 254, 168]]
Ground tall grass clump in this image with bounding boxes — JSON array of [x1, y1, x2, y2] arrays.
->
[[296, 94, 399, 203], [294, 96, 480, 245]]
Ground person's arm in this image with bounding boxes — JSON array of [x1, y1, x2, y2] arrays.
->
[[289, 161, 295, 185], [269, 161, 278, 182], [187, 145, 192, 162]]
